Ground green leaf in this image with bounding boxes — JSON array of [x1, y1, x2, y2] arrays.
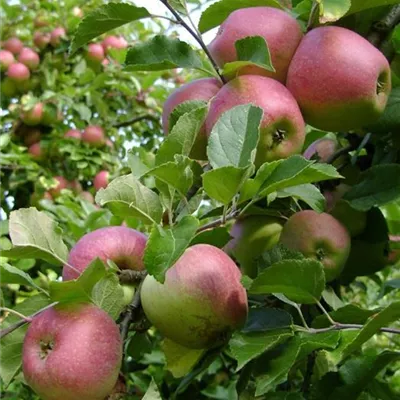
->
[[157, 104, 208, 165], [144, 216, 199, 282], [346, 0, 400, 16], [319, 0, 351, 23], [208, 104, 262, 169], [203, 166, 253, 205], [95, 174, 163, 224], [0, 262, 48, 295], [91, 274, 125, 320], [163, 338, 205, 378], [198, 0, 283, 34], [190, 227, 231, 248], [276, 184, 326, 212], [343, 164, 400, 211], [4, 208, 68, 266], [222, 36, 275, 77], [73, 103, 92, 122], [169, 100, 207, 133], [143, 380, 162, 400], [70, 3, 150, 53], [342, 301, 400, 358], [243, 309, 293, 334], [49, 259, 107, 304], [125, 35, 207, 72], [167, 0, 188, 15], [230, 329, 293, 371], [0, 294, 50, 388], [249, 259, 325, 304]]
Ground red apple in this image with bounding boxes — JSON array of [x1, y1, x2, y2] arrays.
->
[[163, 78, 222, 159], [62, 226, 147, 280], [280, 210, 351, 281], [21, 103, 43, 126], [82, 125, 105, 146], [287, 26, 391, 131], [0, 50, 15, 71], [141, 244, 248, 349], [18, 47, 40, 70], [22, 303, 122, 400], [64, 129, 81, 139], [87, 43, 104, 63], [208, 7, 303, 83], [33, 31, 50, 50], [3, 37, 23, 54], [105, 138, 114, 148], [28, 142, 42, 159], [93, 170, 110, 191], [7, 62, 30, 82], [49, 176, 69, 197], [50, 27, 66, 47], [43, 191, 53, 201], [206, 75, 305, 167], [70, 180, 83, 194], [303, 138, 338, 163], [102, 36, 128, 53]]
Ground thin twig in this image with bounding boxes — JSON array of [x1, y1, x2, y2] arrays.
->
[[159, 0, 227, 84], [0, 307, 32, 322], [151, 14, 180, 24], [316, 301, 336, 326], [309, 323, 400, 335], [197, 210, 240, 233], [118, 270, 148, 285], [113, 114, 160, 128], [325, 144, 353, 165]]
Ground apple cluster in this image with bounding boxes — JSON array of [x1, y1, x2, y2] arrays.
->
[[86, 35, 128, 67]]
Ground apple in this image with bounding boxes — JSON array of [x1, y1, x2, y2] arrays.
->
[[162, 78, 222, 159], [7, 62, 30, 82], [206, 75, 305, 167], [62, 226, 147, 280], [79, 191, 94, 203], [225, 215, 283, 278], [102, 36, 128, 53], [303, 138, 338, 163], [0, 50, 15, 71], [3, 37, 23, 54], [280, 210, 351, 281], [73, 6, 84, 18], [105, 138, 114, 148], [49, 176, 69, 197], [1, 77, 17, 97], [82, 125, 105, 146], [286, 26, 391, 131], [64, 129, 81, 139], [50, 27, 66, 47], [87, 43, 105, 63], [22, 303, 122, 400], [33, 31, 50, 49], [141, 244, 248, 349], [93, 170, 110, 191], [208, 7, 303, 83], [18, 47, 40, 70], [21, 103, 43, 126], [28, 142, 42, 159], [34, 16, 48, 28], [70, 180, 83, 194]]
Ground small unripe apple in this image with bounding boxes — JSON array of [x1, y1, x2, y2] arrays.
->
[[64, 129, 81, 139], [21, 103, 43, 126], [22, 303, 122, 400], [287, 26, 391, 131], [0, 50, 15, 71], [208, 7, 303, 83], [33, 31, 50, 49], [7, 62, 30, 82], [79, 191, 94, 203], [141, 244, 248, 349], [280, 210, 351, 282], [34, 16, 48, 28], [50, 27, 66, 47], [93, 170, 110, 191], [87, 43, 105, 63], [3, 37, 23, 54], [49, 176, 69, 197], [28, 142, 42, 159], [62, 226, 147, 280], [102, 36, 128, 53], [1, 77, 17, 97], [82, 125, 105, 146], [206, 75, 305, 167], [225, 215, 284, 278], [18, 47, 40, 70]]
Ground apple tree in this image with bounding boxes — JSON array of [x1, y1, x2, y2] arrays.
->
[[1, 0, 400, 399]]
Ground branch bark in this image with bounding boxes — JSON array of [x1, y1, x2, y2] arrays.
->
[[196, 210, 240, 233], [113, 114, 160, 128]]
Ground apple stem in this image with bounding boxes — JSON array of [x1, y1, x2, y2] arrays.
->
[[159, 0, 227, 84]]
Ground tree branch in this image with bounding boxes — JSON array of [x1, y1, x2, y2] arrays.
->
[[197, 210, 240, 233], [120, 282, 144, 343], [113, 114, 160, 128], [159, 0, 227, 84], [118, 270, 147, 285], [308, 323, 400, 335]]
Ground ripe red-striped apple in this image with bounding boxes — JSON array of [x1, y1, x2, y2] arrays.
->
[[162, 78, 222, 159], [50, 27, 66, 46], [225, 215, 283, 278], [7, 62, 30, 82], [62, 226, 147, 280], [21, 103, 43, 126], [280, 210, 351, 281], [22, 303, 122, 400], [0, 50, 15, 71], [208, 7, 303, 83], [28, 142, 42, 159], [141, 244, 248, 349], [18, 47, 40, 70], [206, 75, 305, 167], [82, 125, 105, 146], [93, 170, 109, 191], [3, 37, 23, 54], [102, 36, 128, 53], [287, 26, 391, 131], [49, 176, 69, 197], [64, 129, 81, 139], [87, 43, 105, 63], [33, 31, 50, 50]]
